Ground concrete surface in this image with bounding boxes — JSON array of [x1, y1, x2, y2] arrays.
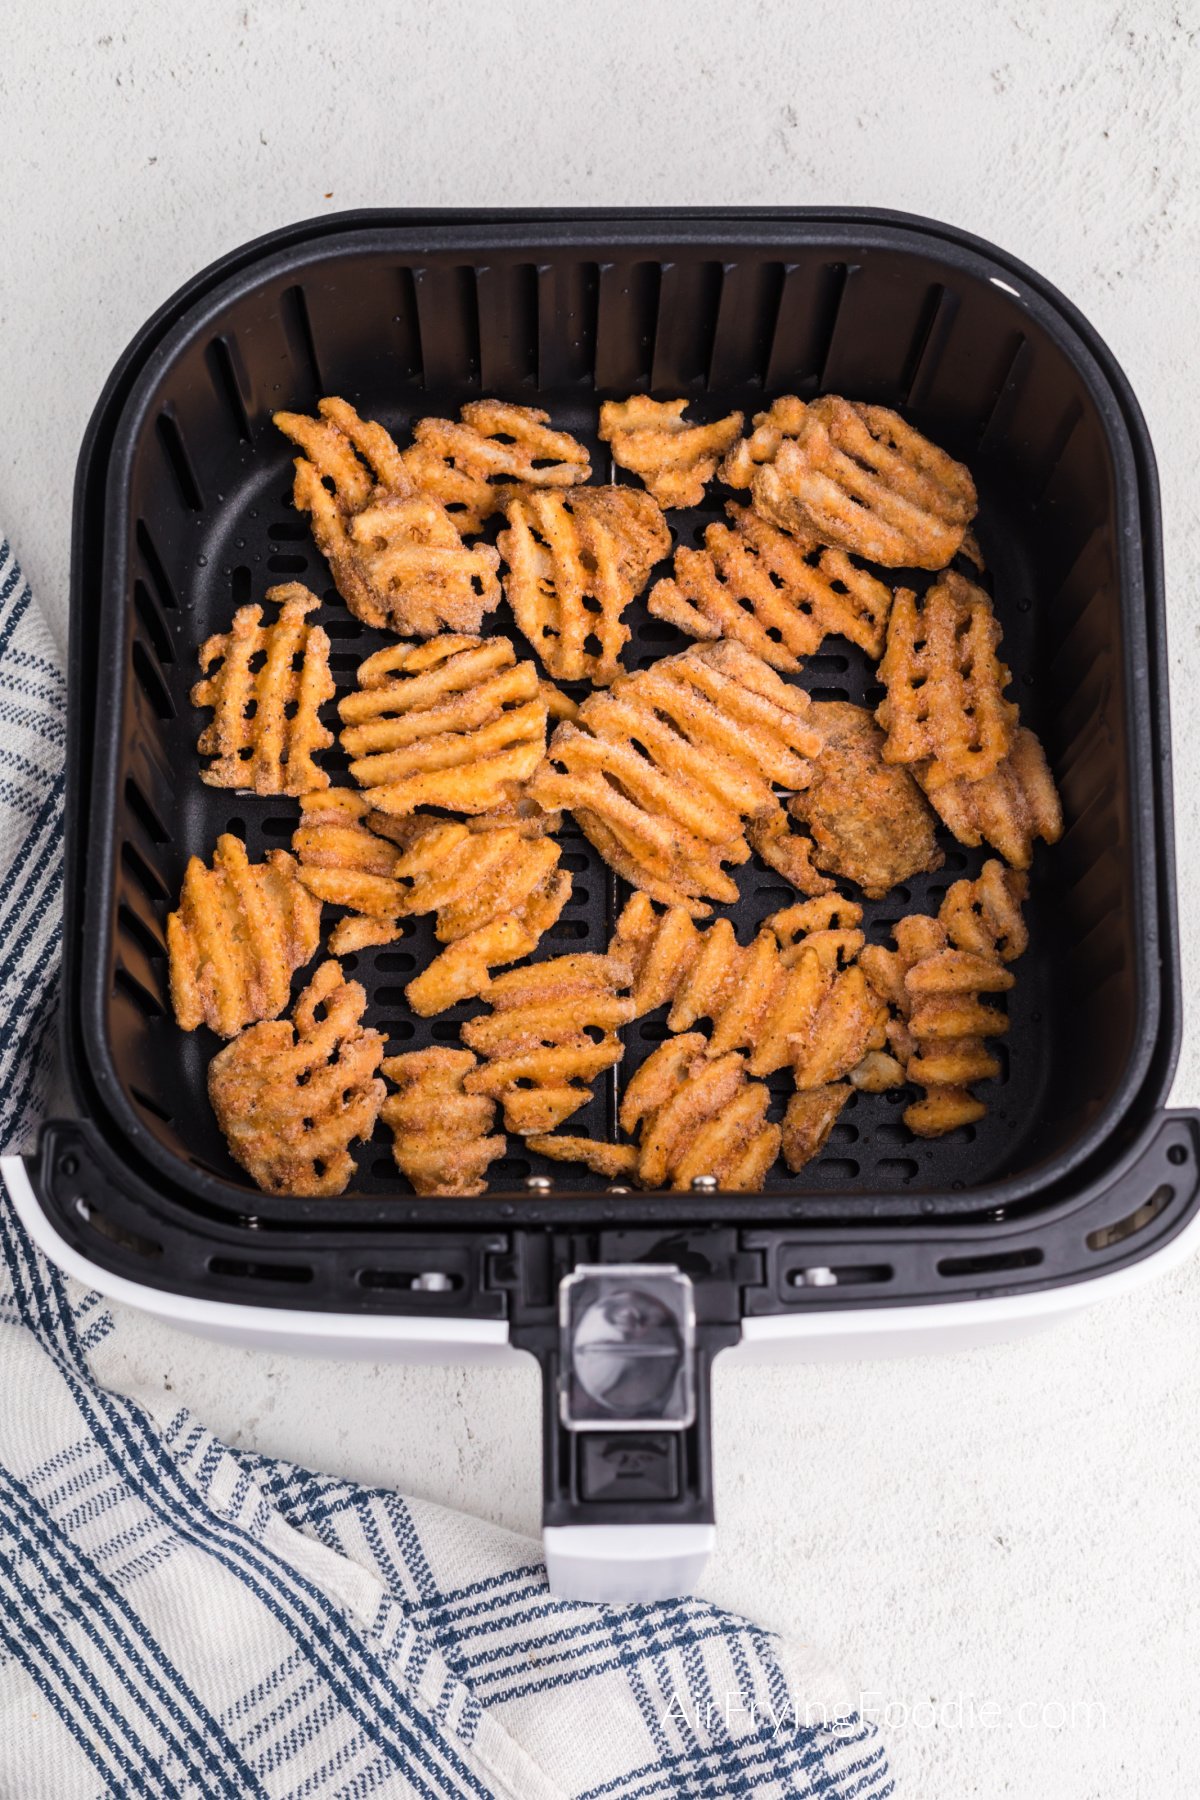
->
[[4, 2, 1200, 1795]]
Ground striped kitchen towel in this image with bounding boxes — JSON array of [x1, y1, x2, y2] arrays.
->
[[0, 531, 893, 1799]]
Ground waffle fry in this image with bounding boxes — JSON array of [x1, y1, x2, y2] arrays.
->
[[529, 641, 822, 914], [525, 1136, 640, 1180], [380, 1048, 505, 1196], [208, 961, 385, 1195], [765, 893, 866, 972], [462, 952, 634, 1134], [598, 396, 744, 509], [726, 395, 976, 569], [292, 789, 407, 954], [783, 701, 943, 899], [789, 958, 890, 1089], [876, 575, 1017, 786], [498, 485, 670, 685], [404, 401, 591, 533], [341, 635, 548, 816], [745, 807, 835, 897], [167, 835, 322, 1037], [781, 1085, 851, 1173], [619, 1035, 780, 1193], [192, 584, 334, 795], [648, 502, 893, 671], [860, 870, 1026, 1136], [276, 398, 502, 635], [919, 726, 1062, 868]]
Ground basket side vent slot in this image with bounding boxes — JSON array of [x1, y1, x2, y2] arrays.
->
[[206, 333, 254, 443], [156, 409, 204, 511]]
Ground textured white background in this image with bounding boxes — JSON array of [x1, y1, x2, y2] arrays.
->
[[4, 3, 1200, 1795]]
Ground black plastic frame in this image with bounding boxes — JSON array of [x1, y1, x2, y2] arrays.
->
[[34, 207, 1187, 1318]]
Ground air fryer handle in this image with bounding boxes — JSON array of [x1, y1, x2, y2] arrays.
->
[[504, 1250, 743, 1604]]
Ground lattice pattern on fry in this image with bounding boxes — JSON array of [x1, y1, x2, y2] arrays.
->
[[746, 807, 835, 898], [529, 641, 822, 914], [340, 635, 548, 816], [860, 862, 1028, 1136], [876, 575, 1017, 786], [598, 396, 744, 509], [648, 503, 893, 671], [276, 398, 502, 635], [381, 1049, 505, 1196], [461, 953, 634, 1134], [785, 700, 943, 899], [726, 395, 977, 570], [619, 1035, 780, 1193], [404, 401, 591, 533], [292, 790, 407, 954], [782, 1085, 852, 1173], [765, 893, 866, 972], [918, 725, 1062, 869], [192, 584, 334, 795], [208, 961, 385, 1196], [167, 834, 322, 1037], [611, 890, 869, 1078], [498, 485, 670, 684]]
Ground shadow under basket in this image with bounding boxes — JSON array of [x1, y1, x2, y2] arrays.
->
[[14, 209, 1195, 1601]]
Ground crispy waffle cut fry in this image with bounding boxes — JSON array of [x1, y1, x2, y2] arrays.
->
[[498, 486, 670, 685], [619, 1035, 781, 1193], [528, 641, 822, 914], [380, 1049, 505, 1196], [918, 726, 1062, 869], [764, 893, 866, 972], [292, 790, 408, 954], [192, 584, 334, 795], [860, 867, 1028, 1137], [275, 397, 501, 635], [876, 575, 1018, 786], [726, 395, 977, 570], [340, 635, 548, 816], [782, 1085, 852, 1173], [208, 961, 385, 1196], [598, 397, 744, 509], [788, 958, 890, 1090], [403, 401, 591, 534], [461, 953, 635, 1135], [611, 890, 868, 1078], [524, 1136, 640, 1180], [745, 807, 835, 898], [648, 502, 893, 671], [784, 701, 943, 899], [167, 834, 322, 1037]]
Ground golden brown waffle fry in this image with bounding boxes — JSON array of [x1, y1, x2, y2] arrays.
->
[[404, 400, 591, 533], [764, 893, 866, 972], [341, 635, 548, 816], [292, 790, 408, 954], [611, 890, 867, 1077], [781, 1085, 851, 1173], [276, 398, 503, 636], [525, 1136, 640, 1180], [208, 960, 385, 1196], [462, 952, 634, 1134], [745, 808, 835, 898], [619, 1034, 780, 1193], [939, 859, 1030, 963], [529, 642, 821, 914], [784, 701, 943, 899], [167, 834, 322, 1038], [648, 502, 893, 671], [192, 584, 334, 796], [726, 395, 977, 569], [918, 726, 1062, 868], [380, 1048, 505, 1196], [498, 486, 670, 685], [876, 575, 1017, 786], [789, 959, 890, 1089], [598, 396, 744, 508]]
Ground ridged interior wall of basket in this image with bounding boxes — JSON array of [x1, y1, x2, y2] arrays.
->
[[93, 233, 1141, 1211]]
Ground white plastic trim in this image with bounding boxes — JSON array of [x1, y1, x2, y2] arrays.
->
[[1, 1156, 518, 1365], [543, 1523, 716, 1603]]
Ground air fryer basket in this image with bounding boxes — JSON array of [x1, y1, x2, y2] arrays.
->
[[24, 204, 1192, 1264]]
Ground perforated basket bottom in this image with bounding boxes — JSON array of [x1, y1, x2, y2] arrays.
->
[[120, 399, 1059, 1202]]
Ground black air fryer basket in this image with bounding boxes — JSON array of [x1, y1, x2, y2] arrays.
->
[[25, 209, 1196, 1572]]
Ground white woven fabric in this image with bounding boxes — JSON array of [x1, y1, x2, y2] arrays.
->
[[0, 531, 893, 1799]]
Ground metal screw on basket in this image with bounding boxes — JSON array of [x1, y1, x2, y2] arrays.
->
[[607, 1185, 631, 1195], [798, 1266, 838, 1288], [244, 1215, 260, 1232], [525, 1175, 552, 1193], [691, 1174, 718, 1193], [412, 1271, 453, 1293]]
